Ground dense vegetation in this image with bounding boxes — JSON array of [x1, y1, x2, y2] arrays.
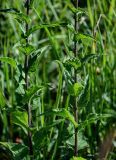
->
[[0, 0, 116, 159]]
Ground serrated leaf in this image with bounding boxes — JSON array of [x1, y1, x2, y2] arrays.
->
[[22, 85, 43, 104], [68, 3, 88, 15], [67, 24, 75, 32], [18, 44, 35, 55], [40, 108, 78, 128], [0, 57, 17, 68], [81, 54, 98, 64], [64, 57, 81, 70], [0, 8, 30, 23], [33, 119, 64, 150], [73, 83, 83, 97], [26, 22, 66, 36], [0, 142, 28, 160], [74, 33, 95, 42], [78, 75, 90, 107], [28, 54, 38, 72], [12, 111, 28, 134]]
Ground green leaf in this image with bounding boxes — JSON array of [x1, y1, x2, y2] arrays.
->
[[73, 83, 83, 97], [30, 0, 35, 8], [0, 142, 28, 160], [78, 75, 90, 107], [66, 82, 83, 97], [74, 33, 96, 46], [18, 44, 35, 55], [26, 22, 66, 36], [12, 111, 28, 134], [70, 157, 86, 160], [87, 0, 94, 27], [64, 57, 81, 70], [0, 8, 19, 13], [0, 89, 6, 108], [22, 85, 43, 104], [79, 113, 113, 130], [66, 127, 88, 151], [68, 3, 88, 15], [28, 54, 38, 72], [74, 33, 95, 42], [81, 54, 98, 64], [40, 108, 78, 128], [0, 57, 17, 68], [33, 119, 64, 150], [0, 8, 30, 23]]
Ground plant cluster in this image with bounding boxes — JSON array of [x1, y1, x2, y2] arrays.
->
[[0, 0, 116, 160]]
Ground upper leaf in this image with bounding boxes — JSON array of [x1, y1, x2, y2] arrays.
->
[[18, 44, 35, 55], [26, 22, 66, 36]]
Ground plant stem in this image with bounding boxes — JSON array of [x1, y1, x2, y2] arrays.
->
[[74, 0, 78, 156], [24, 0, 33, 157]]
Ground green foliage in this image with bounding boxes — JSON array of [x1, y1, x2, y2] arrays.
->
[[0, 90, 6, 108], [0, 0, 115, 159], [70, 157, 86, 160], [12, 111, 28, 134], [0, 142, 28, 160], [0, 57, 17, 68]]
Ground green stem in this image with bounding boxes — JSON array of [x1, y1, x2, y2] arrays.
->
[[74, 0, 78, 156], [24, 0, 33, 157]]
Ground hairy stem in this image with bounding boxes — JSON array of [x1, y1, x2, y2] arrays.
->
[[24, 0, 33, 157], [74, 0, 78, 156]]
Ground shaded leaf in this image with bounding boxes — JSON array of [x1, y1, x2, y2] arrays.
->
[[78, 75, 90, 107], [40, 108, 78, 128], [12, 111, 28, 134], [81, 54, 98, 64], [0, 8, 30, 23], [0, 89, 6, 108], [0, 142, 28, 160], [33, 119, 64, 150], [22, 85, 43, 104]]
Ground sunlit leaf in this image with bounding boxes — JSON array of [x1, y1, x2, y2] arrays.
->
[[0, 57, 17, 68], [70, 157, 86, 160], [18, 44, 35, 55], [26, 22, 66, 36]]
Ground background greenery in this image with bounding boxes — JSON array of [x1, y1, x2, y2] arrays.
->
[[0, 0, 116, 160]]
